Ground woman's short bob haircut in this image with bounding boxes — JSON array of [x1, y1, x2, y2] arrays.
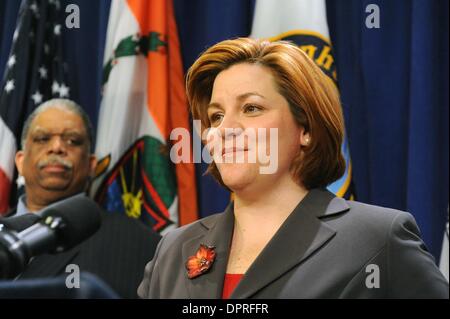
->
[[186, 37, 345, 190]]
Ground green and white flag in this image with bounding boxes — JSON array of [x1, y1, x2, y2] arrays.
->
[[91, 0, 197, 234]]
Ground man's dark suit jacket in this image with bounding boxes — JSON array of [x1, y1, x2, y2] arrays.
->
[[5, 200, 161, 299], [138, 188, 449, 299]]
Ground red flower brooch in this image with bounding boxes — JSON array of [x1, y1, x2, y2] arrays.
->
[[186, 244, 216, 279]]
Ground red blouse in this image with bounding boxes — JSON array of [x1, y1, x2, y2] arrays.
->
[[222, 273, 244, 299]]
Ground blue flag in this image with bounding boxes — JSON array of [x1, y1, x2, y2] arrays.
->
[[0, 0, 71, 214]]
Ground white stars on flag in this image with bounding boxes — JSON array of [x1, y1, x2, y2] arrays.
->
[[13, 29, 19, 42], [52, 81, 60, 94], [7, 55, 16, 69], [38, 66, 48, 79], [51, 81, 70, 98], [1, 0, 70, 116], [58, 83, 70, 97], [31, 91, 43, 104], [54, 24, 61, 36], [4, 80, 15, 93], [30, 2, 38, 15]]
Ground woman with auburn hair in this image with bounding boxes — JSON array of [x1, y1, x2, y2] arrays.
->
[[138, 38, 448, 299]]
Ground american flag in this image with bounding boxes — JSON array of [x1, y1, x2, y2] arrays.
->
[[0, 0, 71, 214]]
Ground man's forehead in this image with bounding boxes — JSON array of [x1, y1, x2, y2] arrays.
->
[[30, 126, 86, 135], [29, 107, 86, 134]]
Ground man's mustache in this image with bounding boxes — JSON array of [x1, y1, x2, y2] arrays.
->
[[38, 156, 73, 170]]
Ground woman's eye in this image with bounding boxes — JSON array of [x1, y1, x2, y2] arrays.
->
[[243, 104, 262, 114], [209, 113, 224, 124]]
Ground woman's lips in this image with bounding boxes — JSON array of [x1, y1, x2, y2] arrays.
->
[[221, 148, 248, 157]]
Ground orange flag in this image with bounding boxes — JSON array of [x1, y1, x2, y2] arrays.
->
[[92, 0, 197, 233]]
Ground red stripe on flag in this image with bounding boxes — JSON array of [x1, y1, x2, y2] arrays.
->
[[142, 199, 166, 232], [0, 168, 11, 215], [141, 168, 170, 218]]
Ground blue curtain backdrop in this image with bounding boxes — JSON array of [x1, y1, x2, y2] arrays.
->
[[0, 0, 448, 260], [327, 0, 449, 260]]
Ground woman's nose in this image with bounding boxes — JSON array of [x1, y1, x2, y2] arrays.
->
[[218, 114, 244, 140]]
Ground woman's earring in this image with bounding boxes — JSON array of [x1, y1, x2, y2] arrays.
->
[[304, 137, 310, 145]]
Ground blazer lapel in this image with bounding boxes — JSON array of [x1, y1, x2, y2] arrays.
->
[[182, 203, 235, 299], [231, 188, 350, 298]]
